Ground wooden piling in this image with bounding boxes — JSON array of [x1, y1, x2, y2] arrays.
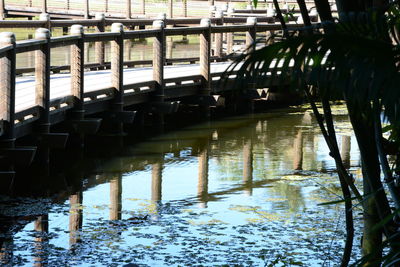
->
[[243, 138, 253, 195], [293, 130, 303, 170], [341, 135, 351, 169], [110, 175, 122, 220], [198, 145, 209, 207], [70, 25, 85, 119], [151, 161, 163, 202], [69, 192, 83, 247], [95, 13, 105, 67], [0, 32, 16, 148], [35, 28, 51, 134]]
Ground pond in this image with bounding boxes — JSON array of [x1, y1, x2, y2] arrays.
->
[[0, 105, 363, 266]]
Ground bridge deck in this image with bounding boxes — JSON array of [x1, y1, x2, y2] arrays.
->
[[15, 61, 233, 112]]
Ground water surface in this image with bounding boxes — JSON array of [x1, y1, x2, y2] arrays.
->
[[0, 106, 362, 266]]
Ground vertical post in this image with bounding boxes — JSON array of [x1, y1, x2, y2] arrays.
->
[[151, 161, 163, 202], [35, 28, 51, 134], [126, 0, 131, 19], [141, 0, 145, 15], [111, 23, 125, 133], [200, 18, 211, 97], [293, 130, 303, 170], [341, 135, 351, 169], [66, 0, 70, 10], [183, 0, 187, 17], [0, 32, 16, 149], [152, 20, 165, 125], [214, 10, 223, 58], [104, 0, 108, 13], [197, 144, 209, 208], [246, 17, 257, 51], [208, 0, 214, 7], [84, 0, 89, 19], [168, 0, 173, 18], [39, 13, 50, 30], [69, 192, 83, 247], [226, 8, 234, 54], [110, 175, 122, 220], [0, 0, 5, 20], [42, 0, 47, 13], [33, 214, 49, 266], [95, 13, 105, 67], [70, 25, 85, 119], [243, 139, 253, 195]]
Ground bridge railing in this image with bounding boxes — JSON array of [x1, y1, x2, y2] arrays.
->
[[0, 18, 305, 145], [0, 0, 332, 19]]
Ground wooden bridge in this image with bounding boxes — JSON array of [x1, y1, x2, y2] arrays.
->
[[0, 14, 311, 178]]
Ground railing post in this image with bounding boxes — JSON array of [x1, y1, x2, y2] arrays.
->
[[246, 17, 257, 51], [39, 13, 50, 30], [126, 0, 131, 18], [84, 0, 89, 19], [0, 32, 16, 148], [0, 0, 5, 20], [70, 25, 85, 118], [152, 20, 165, 125], [168, 0, 173, 18], [35, 28, 51, 134], [209, 5, 216, 18], [226, 7, 234, 54], [214, 10, 223, 58], [42, 0, 47, 14], [200, 18, 211, 117], [111, 23, 124, 119], [183, 0, 187, 17], [141, 0, 145, 15], [95, 13, 105, 67]]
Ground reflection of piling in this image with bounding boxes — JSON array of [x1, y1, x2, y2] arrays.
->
[[198, 146, 209, 207], [69, 192, 83, 247], [34, 215, 49, 267], [293, 130, 303, 170], [151, 161, 163, 202], [0, 237, 13, 266], [243, 139, 253, 195], [110, 174, 122, 220], [341, 135, 351, 169]]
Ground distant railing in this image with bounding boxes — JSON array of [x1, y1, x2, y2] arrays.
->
[[0, 0, 333, 20]]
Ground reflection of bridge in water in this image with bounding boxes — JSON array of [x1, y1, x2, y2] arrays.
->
[[0, 110, 354, 265]]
